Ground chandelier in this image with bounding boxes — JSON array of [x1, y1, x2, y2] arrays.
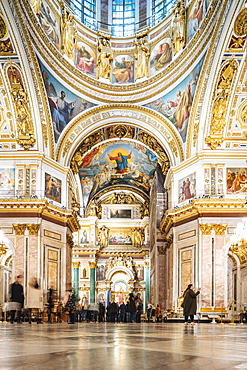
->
[[0, 229, 8, 257], [230, 219, 247, 264]]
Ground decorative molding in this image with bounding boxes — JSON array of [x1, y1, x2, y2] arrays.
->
[[66, 234, 74, 248], [212, 224, 228, 235]]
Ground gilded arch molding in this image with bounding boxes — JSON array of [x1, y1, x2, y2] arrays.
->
[[55, 105, 184, 167]]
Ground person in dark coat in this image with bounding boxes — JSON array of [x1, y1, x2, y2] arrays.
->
[[183, 284, 200, 324], [9, 275, 24, 323], [66, 290, 77, 324]]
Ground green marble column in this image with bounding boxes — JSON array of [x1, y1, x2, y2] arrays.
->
[[72, 262, 80, 297], [89, 262, 96, 304], [144, 261, 150, 313]]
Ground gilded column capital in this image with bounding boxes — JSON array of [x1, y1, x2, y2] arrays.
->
[[144, 261, 149, 268], [72, 261, 80, 269], [89, 261, 96, 268], [27, 224, 40, 235], [199, 224, 213, 235], [13, 224, 27, 235], [212, 224, 228, 235]]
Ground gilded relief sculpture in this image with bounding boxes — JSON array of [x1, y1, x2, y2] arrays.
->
[[133, 35, 150, 80], [171, 0, 186, 55], [205, 60, 237, 149], [61, 8, 77, 60], [8, 65, 35, 150], [97, 35, 113, 81], [98, 225, 110, 249]]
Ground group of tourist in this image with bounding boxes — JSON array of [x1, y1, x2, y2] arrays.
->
[[4, 276, 201, 325]]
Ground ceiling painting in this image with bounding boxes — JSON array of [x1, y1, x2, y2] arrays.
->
[[78, 140, 158, 208]]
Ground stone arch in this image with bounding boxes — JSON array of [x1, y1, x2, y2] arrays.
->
[[105, 266, 135, 281]]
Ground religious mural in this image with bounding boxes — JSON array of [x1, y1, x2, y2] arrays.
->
[[80, 265, 89, 279], [227, 168, 247, 194], [78, 140, 158, 207], [40, 63, 95, 142], [0, 168, 15, 195], [96, 264, 106, 281], [178, 172, 196, 203], [187, 0, 208, 42], [146, 57, 204, 142], [112, 55, 134, 84], [39, 0, 60, 48], [109, 229, 133, 246], [110, 209, 132, 218], [45, 173, 61, 203], [75, 41, 96, 76], [150, 38, 172, 76]]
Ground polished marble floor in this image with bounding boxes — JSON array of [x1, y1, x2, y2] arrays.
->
[[0, 322, 247, 370]]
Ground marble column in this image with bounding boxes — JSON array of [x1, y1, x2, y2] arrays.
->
[[89, 262, 96, 304], [72, 262, 80, 297], [13, 224, 27, 277], [144, 261, 149, 312]]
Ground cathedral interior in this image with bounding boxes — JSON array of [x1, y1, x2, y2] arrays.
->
[[1, 0, 247, 323]]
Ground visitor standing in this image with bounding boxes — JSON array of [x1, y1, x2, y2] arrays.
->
[[9, 275, 24, 324], [182, 284, 200, 325]]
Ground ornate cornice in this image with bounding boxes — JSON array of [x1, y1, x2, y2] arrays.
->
[[160, 199, 246, 234]]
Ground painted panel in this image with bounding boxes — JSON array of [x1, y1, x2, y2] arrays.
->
[[187, 0, 208, 42], [227, 168, 247, 194], [112, 55, 134, 84], [110, 209, 131, 218], [79, 228, 90, 244], [150, 38, 172, 76], [0, 168, 15, 195], [75, 41, 96, 76], [178, 172, 196, 203], [39, 0, 60, 48], [109, 229, 133, 246], [45, 172, 61, 203]]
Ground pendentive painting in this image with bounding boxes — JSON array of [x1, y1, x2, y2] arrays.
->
[[146, 56, 205, 142], [45, 173, 62, 203], [112, 55, 134, 84], [0, 168, 15, 195], [75, 41, 96, 77], [78, 140, 158, 208], [40, 63, 95, 142], [178, 172, 196, 203], [187, 0, 208, 42], [227, 168, 247, 194], [39, 0, 60, 48], [150, 38, 172, 76]]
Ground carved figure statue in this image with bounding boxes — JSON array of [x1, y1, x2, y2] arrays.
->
[[61, 10, 77, 60], [97, 36, 113, 80], [171, 0, 186, 55], [98, 225, 109, 249], [16, 100, 33, 136], [134, 35, 150, 80], [132, 227, 144, 248]]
